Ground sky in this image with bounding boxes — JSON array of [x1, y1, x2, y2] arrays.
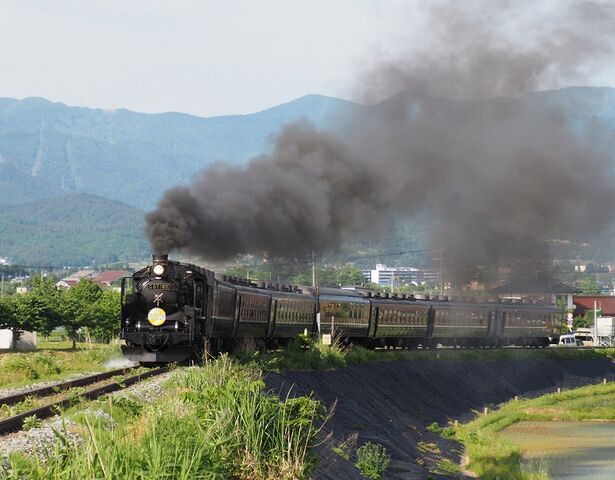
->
[[2, 0, 614, 118], [0, 0, 419, 117]]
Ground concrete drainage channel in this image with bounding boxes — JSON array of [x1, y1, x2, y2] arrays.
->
[[0, 366, 169, 435]]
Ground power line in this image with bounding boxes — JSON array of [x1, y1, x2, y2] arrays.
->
[[343, 248, 442, 262], [0, 265, 75, 270]]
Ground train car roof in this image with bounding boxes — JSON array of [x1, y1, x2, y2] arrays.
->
[[314, 287, 365, 297], [269, 290, 316, 301]]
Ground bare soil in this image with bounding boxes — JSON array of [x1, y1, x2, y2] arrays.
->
[[266, 357, 615, 479]]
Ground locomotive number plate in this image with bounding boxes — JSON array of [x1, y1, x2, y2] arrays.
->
[[148, 283, 171, 290]]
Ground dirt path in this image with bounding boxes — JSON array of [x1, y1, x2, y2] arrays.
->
[[267, 357, 615, 479]]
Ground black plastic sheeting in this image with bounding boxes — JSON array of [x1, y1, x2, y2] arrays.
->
[[266, 357, 615, 479]]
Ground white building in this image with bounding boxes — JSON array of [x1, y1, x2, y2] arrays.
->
[[0, 330, 37, 351], [366, 264, 439, 287]]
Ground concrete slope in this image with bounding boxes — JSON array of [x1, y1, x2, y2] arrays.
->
[[267, 357, 615, 479]]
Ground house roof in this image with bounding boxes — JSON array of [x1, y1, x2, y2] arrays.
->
[[574, 295, 615, 315], [93, 270, 130, 285], [63, 269, 96, 281], [490, 276, 579, 294]]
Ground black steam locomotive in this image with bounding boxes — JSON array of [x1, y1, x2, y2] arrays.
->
[[120, 255, 562, 363]]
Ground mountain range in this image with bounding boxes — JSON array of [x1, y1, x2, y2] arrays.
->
[[1, 87, 615, 265]]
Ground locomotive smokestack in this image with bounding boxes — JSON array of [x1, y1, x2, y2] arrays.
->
[[152, 254, 169, 264]]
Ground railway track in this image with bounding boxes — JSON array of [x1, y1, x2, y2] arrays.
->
[[0, 366, 169, 435], [372, 345, 611, 352]]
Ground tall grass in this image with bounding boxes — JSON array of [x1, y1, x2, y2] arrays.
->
[[4, 356, 325, 480], [257, 335, 348, 371]]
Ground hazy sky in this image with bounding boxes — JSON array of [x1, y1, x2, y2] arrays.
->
[[0, 0, 420, 116], [2, 1, 613, 117]]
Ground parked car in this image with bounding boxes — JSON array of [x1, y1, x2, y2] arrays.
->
[[558, 334, 582, 347]]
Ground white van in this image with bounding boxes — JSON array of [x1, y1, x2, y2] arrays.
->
[[574, 329, 595, 346], [558, 334, 582, 347]]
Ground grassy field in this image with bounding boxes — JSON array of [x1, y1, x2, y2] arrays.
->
[[449, 381, 615, 479], [0, 341, 122, 389], [4, 356, 325, 480], [243, 337, 615, 372]]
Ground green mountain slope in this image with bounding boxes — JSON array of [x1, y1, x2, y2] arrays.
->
[[2, 87, 615, 212], [0, 95, 360, 209], [0, 193, 149, 265]]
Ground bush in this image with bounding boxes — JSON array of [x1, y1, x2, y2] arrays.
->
[[3, 356, 42, 380], [355, 442, 391, 480]]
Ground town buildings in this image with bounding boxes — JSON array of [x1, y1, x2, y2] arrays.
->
[[363, 264, 440, 288]]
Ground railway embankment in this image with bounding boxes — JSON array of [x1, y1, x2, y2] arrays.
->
[[267, 352, 615, 479]]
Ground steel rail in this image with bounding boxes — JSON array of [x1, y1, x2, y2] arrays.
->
[[0, 366, 169, 435], [372, 345, 609, 352], [0, 366, 140, 407]]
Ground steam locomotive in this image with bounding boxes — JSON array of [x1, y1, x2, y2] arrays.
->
[[120, 255, 562, 363]]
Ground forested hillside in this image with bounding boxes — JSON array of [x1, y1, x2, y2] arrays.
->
[[0, 193, 148, 265]]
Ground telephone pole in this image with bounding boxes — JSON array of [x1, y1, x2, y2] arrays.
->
[[312, 250, 317, 287], [439, 249, 444, 296]]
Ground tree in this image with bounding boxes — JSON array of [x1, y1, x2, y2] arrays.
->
[[28, 275, 61, 337], [0, 275, 62, 349], [579, 276, 601, 295], [330, 266, 365, 286], [574, 309, 601, 330], [0, 294, 47, 349], [292, 265, 366, 287], [0, 297, 21, 349], [89, 289, 121, 342], [59, 279, 103, 349]]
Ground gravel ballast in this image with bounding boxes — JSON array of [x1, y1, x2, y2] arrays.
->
[[0, 370, 177, 467]]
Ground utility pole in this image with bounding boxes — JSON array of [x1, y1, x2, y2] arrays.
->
[[312, 250, 317, 288], [1, 273, 4, 298], [311, 250, 321, 338], [594, 300, 598, 339], [439, 249, 444, 297]]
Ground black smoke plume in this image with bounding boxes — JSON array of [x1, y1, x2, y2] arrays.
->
[[147, 0, 615, 282]]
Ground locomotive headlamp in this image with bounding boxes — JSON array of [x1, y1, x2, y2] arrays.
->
[[148, 307, 166, 326], [153, 264, 165, 276]]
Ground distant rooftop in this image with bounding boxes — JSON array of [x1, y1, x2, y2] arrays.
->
[[94, 270, 130, 285], [63, 269, 96, 281]]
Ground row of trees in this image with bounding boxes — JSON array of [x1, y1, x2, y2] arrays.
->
[[0, 276, 120, 349]]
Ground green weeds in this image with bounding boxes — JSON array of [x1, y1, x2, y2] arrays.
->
[[21, 414, 42, 431], [355, 442, 391, 480], [254, 335, 348, 371], [4, 355, 325, 480], [255, 339, 615, 373], [0, 344, 121, 388], [451, 380, 615, 479]]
